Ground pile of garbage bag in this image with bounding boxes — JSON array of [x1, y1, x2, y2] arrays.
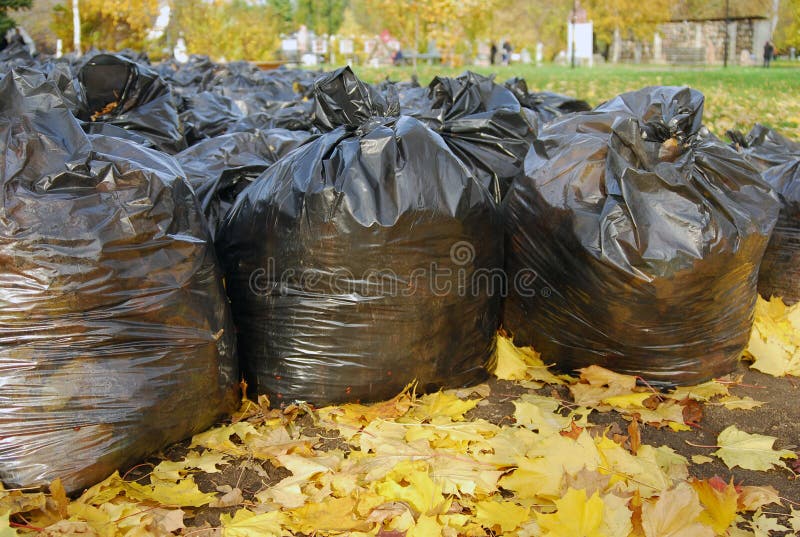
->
[[217, 67, 503, 405], [0, 71, 239, 492], [4, 44, 797, 493], [729, 124, 800, 304], [503, 86, 780, 385]]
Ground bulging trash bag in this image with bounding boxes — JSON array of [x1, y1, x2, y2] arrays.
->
[[218, 67, 502, 406], [730, 124, 800, 304], [503, 86, 780, 385], [77, 53, 187, 153], [0, 72, 239, 492], [177, 128, 312, 239], [180, 91, 245, 143], [402, 72, 534, 202], [504, 77, 591, 127]]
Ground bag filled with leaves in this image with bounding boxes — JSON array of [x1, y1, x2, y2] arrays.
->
[[218, 67, 501, 405], [504, 76, 591, 130], [729, 124, 800, 304], [503, 86, 780, 385], [176, 128, 313, 239], [401, 71, 534, 202], [76, 53, 187, 153], [0, 71, 239, 493]]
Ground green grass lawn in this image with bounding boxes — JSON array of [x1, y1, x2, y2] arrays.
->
[[345, 63, 800, 140]]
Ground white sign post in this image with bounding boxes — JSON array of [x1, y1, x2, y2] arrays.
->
[[567, 21, 593, 67]]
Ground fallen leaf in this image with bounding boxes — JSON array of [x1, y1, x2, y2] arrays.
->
[[713, 396, 765, 410], [737, 485, 781, 512], [628, 419, 641, 455], [220, 508, 286, 537], [536, 488, 606, 537], [712, 425, 797, 471], [691, 455, 714, 465], [474, 499, 529, 533], [691, 478, 738, 535], [641, 483, 714, 537]]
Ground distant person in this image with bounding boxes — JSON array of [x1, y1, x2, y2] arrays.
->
[[392, 48, 404, 66], [502, 41, 512, 65], [763, 40, 774, 68], [490, 42, 497, 65]]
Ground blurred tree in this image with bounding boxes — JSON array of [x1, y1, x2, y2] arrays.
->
[[268, 0, 295, 33], [0, 0, 32, 35], [583, 0, 671, 45], [774, 0, 800, 49], [52, 0, 159, 51], [294, 0, 347, 36], [349, 0, 493, 65], [490, 1, 572, 61], [169, 0, 281, 61], [671, 0, 772, 20], [11, 0, 59, 52]]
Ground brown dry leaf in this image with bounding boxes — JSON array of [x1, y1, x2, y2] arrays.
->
[[628, 419, 642, 455], [680, 399, 704, 428], [560, 421, 585, 440]]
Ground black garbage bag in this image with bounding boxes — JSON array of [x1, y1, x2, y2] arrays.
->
[[402, 72, 534, 202], [226, 100, 316, 133], [218, 67, 502, 405], [155, 55, 220, 98], [504, 77, 591, 127], [503, 86, 780, 385], [0, 72, 239, 492], [730, 124, 800, 304], [180, 91, 245, 143], [177, 128, 313, 238], [76, 53, 187, 153]]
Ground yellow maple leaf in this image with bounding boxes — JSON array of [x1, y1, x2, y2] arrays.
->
[[570, 365, 637, 408], [493, 335, 566, 384], [405, 391, 478, 421], [125, 476, 216, 507], [374, 460, 447, 516], [220, 509, 287, 537], [190, 421, 259, 457], [744, 296, 800, 377], [713, 425, 797, 471], [641, 483, 714, 537], [513, 394, 572, 434], [318, 384, 415, 434], [287, 496, 371, 534], [474, 499, 530, 533], [407, 514, 443, 537], [0, 512, 18, 537], [667, 381, 730, 402], [691, 479, 738, 535], [536, 488, 607, 537]]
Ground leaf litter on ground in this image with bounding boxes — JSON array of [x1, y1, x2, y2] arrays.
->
[[1, 296, 799, 536]]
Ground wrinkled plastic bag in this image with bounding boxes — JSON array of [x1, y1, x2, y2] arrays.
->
[[0, 71, 238, 492], [177, 128, 312, 238], [730, 124, 800, 304], [218, 67, 501, 405], [503, 86, 779, 385], [77, 53, 187, 153], [402, 72, 534, 202], [504, 77, 591, 128]]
